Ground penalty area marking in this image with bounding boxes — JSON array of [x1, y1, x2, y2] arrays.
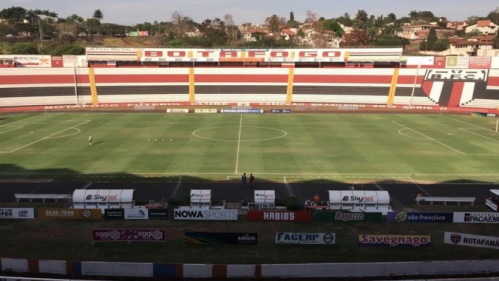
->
[[397, 128, 430, 140], [0, 126, 24, 135], [0, 120, 91, 154], [45, 127, 81, 139], [193, 125, 287, 142]]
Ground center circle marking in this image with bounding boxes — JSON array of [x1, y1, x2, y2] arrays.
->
[[192, 126, 287, 142]]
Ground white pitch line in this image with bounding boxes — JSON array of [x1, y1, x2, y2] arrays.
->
[[409, 177, 431, 196], [442, 115, 496, 132], [82, 182, 92, 189], [392, 121, 466, 155], [459, 128, 499, 143], [235, 114, 243, 174], [172, 176, 183, 198], [0, 126, 24, 135], [0, 113, 44, 128], [0, 120, 91, 154]]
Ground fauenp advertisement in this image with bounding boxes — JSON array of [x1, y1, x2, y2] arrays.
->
[[275, 232, 336, 244], [358, 234, 431, 247], [0, 208, 35, 219], [387, 212, 454, 223], [93, 229, 166, 242]]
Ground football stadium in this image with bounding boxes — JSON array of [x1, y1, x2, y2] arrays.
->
[[1, 47, 499, 280]]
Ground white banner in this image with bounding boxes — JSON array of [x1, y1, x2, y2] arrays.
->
[[444, 232, 499, 250], [0, 208, 35, 219], [14, 55, 51, 67], [124, 208, 149, 220], [453, 212, 499, 223], [275, 232, 336, 244], [194, 109, 217, 113], [174, 208, 238, 220], [166, 109, 189, 113]]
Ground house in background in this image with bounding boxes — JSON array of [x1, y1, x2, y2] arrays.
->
[[465, 20, 498, 35]]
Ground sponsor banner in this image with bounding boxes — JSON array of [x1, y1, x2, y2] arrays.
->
[[433, 56, 446, 68], [185, 231, 257, 244], [444, 232, 499, 250], [270, 109, 292, 113], [174, 208, 238, 220], [148, 209, 168, 219], [387, 212, 453, 223], [358, 234, 431, 247], [406, 56, 434, 66], [424, 69, 488, 82], [87, 55, 138, 61], [14, 55, 51, 67], [86, 47, 140, 55], [124, 208, 149, 220], [0, 208, 34, 219], [194, 108, 217, 113], [104, 209, 124, 219], [275, 232, 335, 244], [314, 211, 382, 222], [221, 109, 263, 114], [84, 192, 122, 203], [51, 56, 63, 67], [469, 57, 492, 69], [38, 208, 102, 219], [63, 55, 86, 67], [453, 212, 499, 223], [247, 211, 312, 222], [138, 31, 149, 37], [166, 108, 189, 113], [93, 229, 166, 242], [445, 56, 469, 68]]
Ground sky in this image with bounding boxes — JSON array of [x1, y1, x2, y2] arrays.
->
[[1, 0, 498, 26]]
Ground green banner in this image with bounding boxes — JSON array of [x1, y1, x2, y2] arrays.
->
[[314, 211, 382, 222]]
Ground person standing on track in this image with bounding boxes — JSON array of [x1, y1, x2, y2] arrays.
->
[[242, 172, 247, 187], [88, 135, 92, 145], [249, 173, 255, 188]]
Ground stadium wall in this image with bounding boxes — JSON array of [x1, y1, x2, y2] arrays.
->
[[1, 66, 499, 110], [1, 257, 499, 279]]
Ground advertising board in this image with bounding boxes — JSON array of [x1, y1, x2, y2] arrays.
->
[[453, 212, 499, 223], [275, 232, 335, 244], [194, 109, 217, 113], [358, 234, 431, 247], [387, 212, 453, 223], [0, 208, 35, 219], [220, 109, 263, 114], [444, 232, 499, 250], [314, 211, 382, 222], [174, 208, 238, 220], [270, 109, 292, 113], [124, 208, 148, 220], [14, 55, 51, 67], [104, 209, 124, 219], [469, 57, 492, 69], [247, 211, 312, 222], [148, 209, 168, 219], [37, 208, 102, 219], [185, 232, 257, 244], [93, 229, 166, 242], [166, 108, 189, 113]]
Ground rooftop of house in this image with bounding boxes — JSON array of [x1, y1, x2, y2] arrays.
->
[[477, 20, 491, 27]]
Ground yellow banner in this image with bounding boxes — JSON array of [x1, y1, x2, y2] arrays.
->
[[37, 208, 102, 219]]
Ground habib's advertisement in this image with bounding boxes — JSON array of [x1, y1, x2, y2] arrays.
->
[[246, 211, 312, 222]]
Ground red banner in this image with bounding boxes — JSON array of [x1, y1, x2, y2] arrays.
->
[[247, 211, 312, 222], [51, 56, 63, 67], [433, 56, 446, 68], [469, 57, 491, 69], [92, 229, 166, 242]]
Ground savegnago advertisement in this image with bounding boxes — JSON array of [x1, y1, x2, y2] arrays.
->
[[444, 232, 499, 250], [358, 234, 431, 247], [275, 232, 336, 245], [174, 208, 238, 220]]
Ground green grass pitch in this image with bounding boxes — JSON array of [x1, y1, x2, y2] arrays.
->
[[1, 112, 499, 183]]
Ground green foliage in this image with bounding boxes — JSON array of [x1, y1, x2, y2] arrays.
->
[[296, 29, 304, 37], [237, 37, 296, 48], [0, 23, 16, 37], [49, 44, 85, 55], [168, 195, 190, 206], [320, 19, 344, 37], [420, 27, 437, 51], [134, 199, 148, 206], [374, 35, 409, 47], [432, 38, 450, 51], [284, 197, 303, 211], [0, 6, 27, 22], [494, 31, 499, 49], [8, 42, 38, 54]]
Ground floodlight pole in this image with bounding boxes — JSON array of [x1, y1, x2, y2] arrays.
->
[[409, 61, 421, 107], [73, 62, 79, 105]]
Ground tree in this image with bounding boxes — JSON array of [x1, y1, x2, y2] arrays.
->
[[305, 10, 318, 23], [420, 27, 437, 51], [432, 38, 450, 52], [27, 9, 58, 52], [337, 13, 353, 27], [386, 13, 397, 23], [287, 11, 299, 28], [50, 44, 85, 55], [0, 23, 16, 37], [265, 14, 285, 36], [353, 10, 368, 30], [320, 19, 344, 37], [0, 6, 27, 23], [374, 35, 409, 47], [487, 7, 499, 24], [340, 29, 370, 47], [8, 42, 38, 54], [296, 29, 304, 37], [93, 9, 103, 22], [494, 31, 499, 49]]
